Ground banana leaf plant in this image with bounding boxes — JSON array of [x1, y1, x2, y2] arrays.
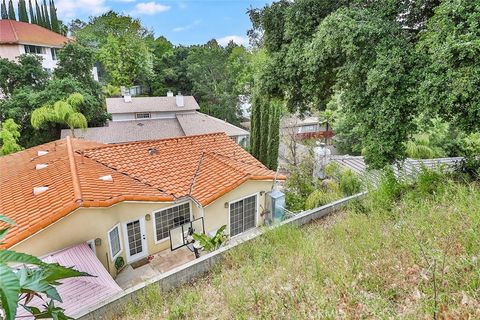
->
[[192, 225, 227, 252], [0, 215, 90, 320]]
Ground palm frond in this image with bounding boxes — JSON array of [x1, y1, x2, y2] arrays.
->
[[53, 101, 74, 123], [66, 112, 88, 131], [30, 106, 53, 129], [66, 93, 84, 110]]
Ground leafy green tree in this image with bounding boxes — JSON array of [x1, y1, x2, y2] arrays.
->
[[0, 55, 48, 97], [17, 0, 28, 22], [75, 11, 154, 87], [28, 0, 35, 23], [151, 44, 192, 96], [54, 42, 99, 92], [0, 215, 88, 320], [97, 33, 153, 87], [1, 0, 7, 19], [31, 93, 88, 137], [7, 0, 15, 20], [0, 119, 22, 155], [417, 0, 480, 134], [186, 40, 240, 124]]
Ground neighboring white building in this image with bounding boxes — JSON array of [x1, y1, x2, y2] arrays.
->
[[0, 19, 98, 79], [0, 20, 68, 73], [61, 93, 250, 147]]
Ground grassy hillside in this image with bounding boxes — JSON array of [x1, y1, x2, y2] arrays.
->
[[119, 172, 480, 319]]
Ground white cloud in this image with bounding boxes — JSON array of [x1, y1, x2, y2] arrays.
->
[[172, 19, 200, 32], [115, 0, 136, 3], [131, 2, 170, 15], [216, 35, 249, 47], [55, 0, 109, 20]]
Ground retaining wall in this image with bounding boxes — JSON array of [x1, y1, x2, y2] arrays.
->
[[76, 192, 366, 319]]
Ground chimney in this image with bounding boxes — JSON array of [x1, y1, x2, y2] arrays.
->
[[124, 95, 132, 103], [176, 92, 184, 107], [167, 90, 174, 97]]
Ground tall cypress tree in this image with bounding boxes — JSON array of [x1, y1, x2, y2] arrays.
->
[[28, 0, 35, 23], [49, 0, 59, 32], [42, 0, 50, 29], [1, 0, 8, 19], [18, 0, 28, 22], [35, 0, 42, 26], [7, 0, 15, 20]]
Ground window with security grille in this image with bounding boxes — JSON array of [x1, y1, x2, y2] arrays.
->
[[154, 203, 191, 241], [108, 225, 121, 259], [230, 195, 257, 237]]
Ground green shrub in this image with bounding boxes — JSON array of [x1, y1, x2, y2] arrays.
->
[[324, 162, 342, 180], [339, 169, 362, 195], [305, 189, 342, 210], [415, 167, 445, 196]]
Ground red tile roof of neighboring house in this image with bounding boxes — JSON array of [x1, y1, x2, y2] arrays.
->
[[0, 133, 283, 248], [0, 20, 69, 47]]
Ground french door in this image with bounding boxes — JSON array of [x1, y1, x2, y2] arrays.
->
[[229, 195, 257, 237], [123, 217, 148, 263]]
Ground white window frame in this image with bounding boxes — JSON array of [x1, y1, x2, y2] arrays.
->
[[86, 239, 96, 255], [135, 112, 151, 119], [152, 201, 193, 244], [227, 193, 260, 238], [107, 224, 123, 261]]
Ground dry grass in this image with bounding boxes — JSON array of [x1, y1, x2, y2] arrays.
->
[[117, 177, 480, 319]]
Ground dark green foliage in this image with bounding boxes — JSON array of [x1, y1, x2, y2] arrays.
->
[[416, 0, 480, 133], [49, 0, 59, 32], [339, 169, 362, 196], [0, 47, 107, 147], [7, 0, 15, 20], [34, 0, 42, 27], [1, 0, 7, 19], [42, 0, 50, 29], [249, 0, 480, 170], [250, 95, 281, 169], [28, 0, 35, 23], [17, 0, 28, 22]]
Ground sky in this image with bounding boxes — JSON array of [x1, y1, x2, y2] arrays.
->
[[52, 0, 273, 45]]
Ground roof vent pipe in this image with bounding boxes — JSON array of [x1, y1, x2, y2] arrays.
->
[[33, 186, 49, 195], [148, 148, 158, 155], [167, 90, 174, 97], [176, 92, 184, 107], [35, 163, 49, 170], [99, 175, 113, 182]]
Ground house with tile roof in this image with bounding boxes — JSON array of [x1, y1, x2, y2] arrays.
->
[[0, 20, 69, 73], [61, 93, 250, 146], [0, 133, 282, 276]]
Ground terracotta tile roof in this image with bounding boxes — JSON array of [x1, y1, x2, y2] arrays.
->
[[0, 20, 70, 47], [0, 133, 282, 248], [0, 138, 172, 249]]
